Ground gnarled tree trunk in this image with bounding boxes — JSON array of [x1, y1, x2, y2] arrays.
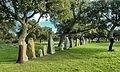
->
[[16, 25, 28, 63], [58, 34, 65, 47], [96, 38, 100, 43], [108, 26, 115, 51]]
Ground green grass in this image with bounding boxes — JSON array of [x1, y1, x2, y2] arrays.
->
[[0, 41, 120, 72]]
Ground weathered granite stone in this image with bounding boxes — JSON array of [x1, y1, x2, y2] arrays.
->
[[48, 35, 55, 54], [27, 38, 36, 59], [69, 38, 74, 48], [89, 39, 91, 43], [81, 37, 85, 45], [64, 37, 70, 49], [38, 49, 43, 57], [59, 43, 64, 50], [43, 46, 47, 56], [83, 38, 86, 45], [85, 38, 89, 44], [75, 39, 80, 46]]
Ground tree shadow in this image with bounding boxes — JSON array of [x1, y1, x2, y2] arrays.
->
[[34, 46, 108, 62], [0, 57, 17, 64]]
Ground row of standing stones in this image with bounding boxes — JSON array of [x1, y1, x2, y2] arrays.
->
[[27, 36, 91, 59], [59, 37, 91, 51]]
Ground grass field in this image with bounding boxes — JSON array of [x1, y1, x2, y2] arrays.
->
[[0, 41, 120, 72]]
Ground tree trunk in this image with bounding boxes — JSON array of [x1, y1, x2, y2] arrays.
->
[[105, 37, 108, 41], [108, 26, 115, 51], [16, 25, 28, 63], [96, 38, 100, 43], [118, 38, 119, 41], [108, 38, 114, 51], [58, 34, 65, 47], [40, 38, 42, 43]]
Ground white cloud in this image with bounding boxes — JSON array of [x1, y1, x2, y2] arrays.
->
[[32, 13, 50, 22], [31, 13, 57, 33]]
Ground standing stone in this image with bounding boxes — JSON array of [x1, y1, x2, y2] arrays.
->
[[83, 38, 86, 45], [43, 46, 47, 56], [85, 38, 89, 44], [48, 35, 55, 54], [58, 34, 65, 47], [81, 37, 85, 45], [69, 38, 74, 48], [48, 29, 55, 54], [75, 39, 80, 46], [88, 39, 91, 43], [64, 37, 70, 49], [59, 43, 64, 50], [27, 38, 36, 59], [38, 49, 43, 57]]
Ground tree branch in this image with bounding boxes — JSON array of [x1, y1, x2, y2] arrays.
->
[[0, 2, 15, 17], [0, 0, 24, 25], [27, 11, 38, 19], [102, 13, 112, 22], [66, 26, 97, 34], [27, 12, 48, 34]]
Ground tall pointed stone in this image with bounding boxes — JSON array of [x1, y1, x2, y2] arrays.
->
[[75, 39, 80, 46], [89, 39, 91, 43], [48, 29, 55, 54], [43, 46, 48, 56], [64, 37, 70, 49], [69, 38, 74, 48], [27, 38, 36, 59], [86, 38, 89, 44], [81, 37, 85, 45]]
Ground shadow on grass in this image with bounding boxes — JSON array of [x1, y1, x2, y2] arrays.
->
[[95, 41, 120, 48], [0, 57, 17, 64], [34, 46, 108, 62]]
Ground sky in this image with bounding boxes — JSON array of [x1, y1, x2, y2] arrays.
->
[[32, 13, 57, 33]]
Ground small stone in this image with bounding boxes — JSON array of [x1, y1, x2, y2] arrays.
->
[[38, 49, 43, 57], [59, 43, 64, 50]]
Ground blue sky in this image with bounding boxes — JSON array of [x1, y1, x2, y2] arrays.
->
[[39, 20, 57, 33], [32, 13, 57, 33]]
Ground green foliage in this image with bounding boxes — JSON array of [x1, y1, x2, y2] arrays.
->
[[86, 0, 120, 27], [114, 30, 120, 39], [26, 26, 57, 42], [47, 0, 73, 23]]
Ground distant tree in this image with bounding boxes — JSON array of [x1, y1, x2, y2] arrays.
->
[[56, 0, 92, 47], [0, 12, 16, 42], [114, 30, 120, 41], [86, 0, 120, 51]]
